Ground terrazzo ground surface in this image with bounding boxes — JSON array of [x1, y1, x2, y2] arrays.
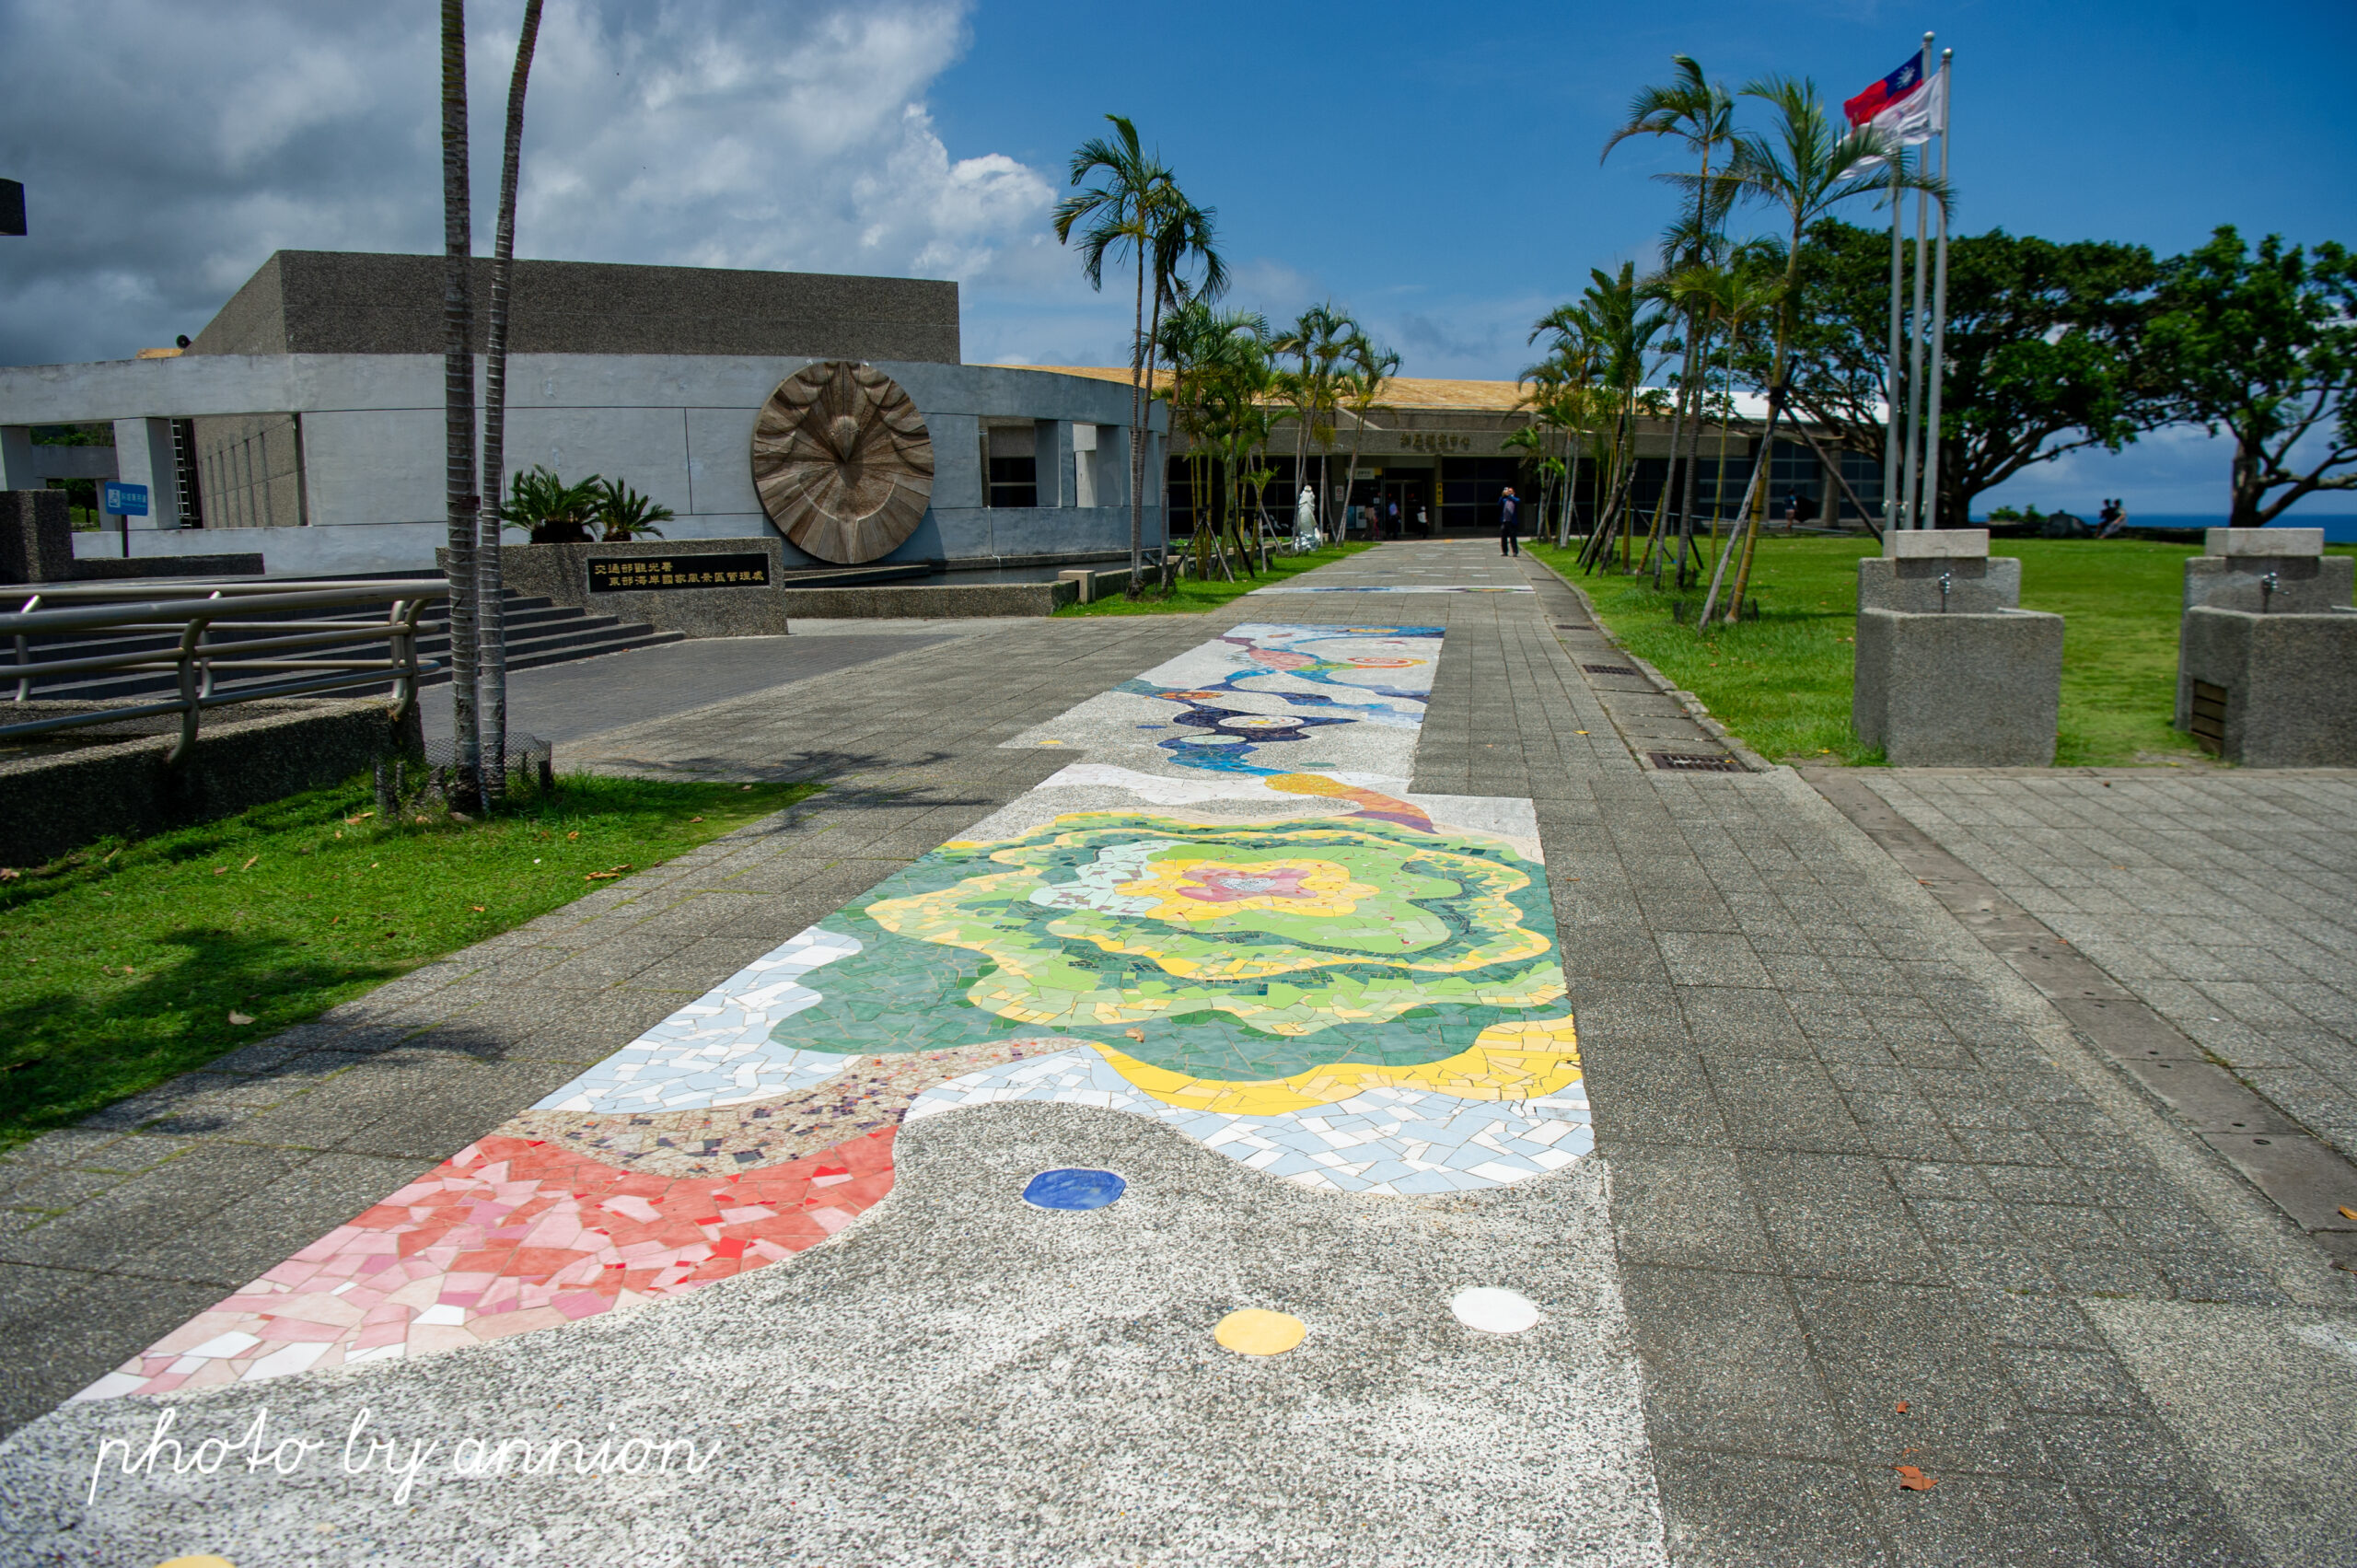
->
[[3, 543, 2353, 1567]]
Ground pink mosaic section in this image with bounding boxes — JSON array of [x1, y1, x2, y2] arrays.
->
[[78, 1127, 897, 1400]]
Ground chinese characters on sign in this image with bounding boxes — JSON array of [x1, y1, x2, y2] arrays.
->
[[586, 553, 772, 593], [1394, 432, 1473, 455]]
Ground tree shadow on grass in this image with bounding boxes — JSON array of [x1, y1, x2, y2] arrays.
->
[[0, 925, 407, 1148]]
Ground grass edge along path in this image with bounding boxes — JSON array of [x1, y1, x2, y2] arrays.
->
[[1527, 536, 2351, 768], [1056, 540, 1374, 616], [0, 772, 819, 1153]]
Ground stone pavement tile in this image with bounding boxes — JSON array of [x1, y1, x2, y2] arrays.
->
[[1620, 1264, 1846, 1458], [2077, 1485, 2270, 1568], [0, 1264, 225, 1434], [1655, 930, 1773, 989], [1791, 1279, 2048, 1475], [1648, 1448, 1887, 1568], [2001, 1347, 2149, 1415], [1736, 1150, 1947, 1284], [1862, 1475, 2110, 1568], [1708, 1056, 1875, 1155], [1605, 1144, 1771, 1268], [0, 1141, 312, 1272], [1583, 1048, 1726, 1146]]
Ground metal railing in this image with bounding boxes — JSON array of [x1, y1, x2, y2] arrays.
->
[[1, 579, 447, 763]]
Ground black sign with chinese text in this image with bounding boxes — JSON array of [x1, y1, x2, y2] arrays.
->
[[586, 553, 772, 593]]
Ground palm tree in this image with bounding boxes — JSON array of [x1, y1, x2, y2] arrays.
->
[[475, 0, 544, 805], [1604, 55, 1736, 588], [438, 0, 482, 808], [1140, 192, 1227, 589], [1695, 76, 1946, 625], [1335, 331, 1399, 536], [1271, 304, 1354, 534], [1536, 267, 1667, 572], [1055, 117, 1168, 596]]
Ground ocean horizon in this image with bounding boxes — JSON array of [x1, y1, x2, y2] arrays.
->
[[1974, 513, 2357, 542]]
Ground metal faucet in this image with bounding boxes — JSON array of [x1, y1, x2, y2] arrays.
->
[[1938, 570, 1952, 613], [2259, 570, 2279, 613]]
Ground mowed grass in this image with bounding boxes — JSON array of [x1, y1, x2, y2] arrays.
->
[[0, 773, 817, 1153], [1057, 540, 1373, 615], [1527, 535, 2354, 767]]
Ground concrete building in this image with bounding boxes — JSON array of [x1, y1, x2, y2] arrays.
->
[[0, 252, 1161, 578], [1039, 366, 1880, 536]]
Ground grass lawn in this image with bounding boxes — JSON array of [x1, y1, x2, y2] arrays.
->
[[0, 772, 817, 1153], [1056, 540, 1373, 616], [1527, 535, 2355, 767]]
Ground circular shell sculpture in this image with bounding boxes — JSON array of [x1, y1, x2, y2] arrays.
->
[[749, 361, 935, 563]]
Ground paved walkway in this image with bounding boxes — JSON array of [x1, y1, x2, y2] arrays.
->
[[2, 542, 2353, 1567]]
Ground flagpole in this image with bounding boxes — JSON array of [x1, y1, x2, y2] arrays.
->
[[1898, 31, 1934, 529], [1880, 152, 1905, 542], [1920, 50, 1954, 531]]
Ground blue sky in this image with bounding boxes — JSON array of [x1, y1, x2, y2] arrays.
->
[[2, 0, 2351, 517], [931, 0, 2357, 518]]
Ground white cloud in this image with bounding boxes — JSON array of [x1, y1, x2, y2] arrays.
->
[[0, 0, 1064, 365]]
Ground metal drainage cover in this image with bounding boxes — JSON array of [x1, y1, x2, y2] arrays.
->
[[1584, 664, 1642, 677], [1649, 750, 1743, 772]]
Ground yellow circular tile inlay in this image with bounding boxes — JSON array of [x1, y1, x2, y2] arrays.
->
[[1215, 1308, 1306, 1355]]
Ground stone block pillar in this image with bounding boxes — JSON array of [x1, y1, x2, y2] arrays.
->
[[109, 417, 181, 533], [1852, 528, 2064, 766], [2177, 528, 2357, 763], [0, 426, 38, 493], [0, 489, 75, 583], [1034, 419, 1074, 508]]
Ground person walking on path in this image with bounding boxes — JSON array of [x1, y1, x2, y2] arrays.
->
[[1386, 497, 1400, 539], [1498, 487, 1521, 556]]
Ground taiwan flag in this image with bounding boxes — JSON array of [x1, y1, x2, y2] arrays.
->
[[1843, 51, 1945, 171], [1844, 53, 1929, 128]]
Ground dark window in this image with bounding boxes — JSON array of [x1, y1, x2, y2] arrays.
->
[[1441, 456, 1525, 530], [1832, 450, 1882, 523], [1771, 439, 1822, 521], [987, 456, 1037, 508]]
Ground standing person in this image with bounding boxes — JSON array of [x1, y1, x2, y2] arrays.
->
[[1782, 492, 1801, 531], [1498, 486, 1521, 556], [1415, 501, 1430, 537], [1386, 496, 1401, 539]]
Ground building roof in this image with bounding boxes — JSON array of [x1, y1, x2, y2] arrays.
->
[[189, 252, 961, 364], [1013, 366, 1532, 412]]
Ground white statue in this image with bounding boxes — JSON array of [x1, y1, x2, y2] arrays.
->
[[1295, 484, 1316, 537]]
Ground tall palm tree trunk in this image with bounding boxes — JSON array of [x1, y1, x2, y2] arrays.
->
[[1126, 255, 1146, 596], [476, 0, 543, 807], [438, 0, 482, 808]]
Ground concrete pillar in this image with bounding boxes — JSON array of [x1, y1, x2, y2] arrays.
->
[[2176, 528, 2357, 762], [1072, 423, 1099, 508], [110, 417, 180, 530], [1034, 418, 1074, 508], [1852, 528, 2063, 766], [0, 426, 36, 492]]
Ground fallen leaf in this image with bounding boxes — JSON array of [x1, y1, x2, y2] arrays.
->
[[449, 811, 473, 824], [1893, 1465, 1938, 1491], [2340, 1206, 2357, 1223], [567, 830, 580, 841], [227, 1011, 255, 1025], [345, 811, 375, 824], [331, 916, 342, 924], [0, 868, 17, 882], [212, 866, 228, 876], [741, 784, 752, 790], [239, 855, 257, 871], [1895, 1400, 1909, 1413], [470, 905, 485, 912], [689, 816, 703, 822]]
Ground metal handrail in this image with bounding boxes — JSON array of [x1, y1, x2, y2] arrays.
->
[[1, 579, 448, 764]]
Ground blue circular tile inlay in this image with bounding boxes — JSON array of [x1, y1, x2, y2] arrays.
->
[[1022, 1167, 1127, 1211]]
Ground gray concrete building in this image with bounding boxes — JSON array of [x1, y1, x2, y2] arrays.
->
[[0, 252, 1160, 578]]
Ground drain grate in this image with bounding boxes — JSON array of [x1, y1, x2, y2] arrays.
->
[[1583, 663, 1642, 678], [1649, 750, 1743, 772]]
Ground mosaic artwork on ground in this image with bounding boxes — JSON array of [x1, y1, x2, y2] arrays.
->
[[89, 624, 1586, 1400], [1249, 585, 1532, 594]]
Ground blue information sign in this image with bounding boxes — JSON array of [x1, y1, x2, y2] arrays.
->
[[102, 482, 149, 517]]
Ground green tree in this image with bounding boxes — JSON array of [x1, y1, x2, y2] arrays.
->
[[1604, 54, 1736, 585], [2148, 226, 2357, 527], [1697, 76, 1943, 625], [1271, 304, 1356, 533], [476, 0, 545, 803], [1743, 219, 2163, 529], [438, 0, 482, 804]]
